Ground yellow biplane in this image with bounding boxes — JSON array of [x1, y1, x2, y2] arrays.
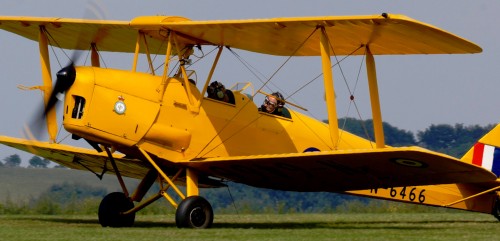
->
[[0, 13, 499, 228]]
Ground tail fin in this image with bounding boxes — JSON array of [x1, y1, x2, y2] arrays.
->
[[461, 123, 500, 177]]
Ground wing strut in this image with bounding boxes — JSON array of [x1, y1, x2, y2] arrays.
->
[[319, 27, 339, 148], [199, 46, 224, 108], [159, 31, 173, 102], [173, 33, 196, 111], [365, 46, 385, 148], [38, 26, 57, 143], [137, 147, 186, 201], [91, 43, 100, 67], [444, 185, 500, 207]]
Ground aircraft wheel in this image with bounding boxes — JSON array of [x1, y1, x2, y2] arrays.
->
[[175, 196, 213, 228], [98, 192, 135, 227], [493, 197, 500, 222]]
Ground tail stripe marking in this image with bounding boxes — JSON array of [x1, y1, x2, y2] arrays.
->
[[473, 143, 500, 177], [472, 143, 485, 166], [493, 148, 500, 177]]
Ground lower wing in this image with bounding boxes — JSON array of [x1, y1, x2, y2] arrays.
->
[[0, 135, 148, 179], [1, 135, 496, 192], [186, 147, 497, 192]]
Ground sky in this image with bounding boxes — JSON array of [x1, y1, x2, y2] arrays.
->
[[1, 0, 499, 164]]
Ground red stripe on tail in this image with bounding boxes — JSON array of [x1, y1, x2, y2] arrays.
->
[[472, 142, 485, 166]]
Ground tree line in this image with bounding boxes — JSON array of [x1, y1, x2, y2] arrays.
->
[[0, 154, 53, 168], [337, 117, 494, 157]]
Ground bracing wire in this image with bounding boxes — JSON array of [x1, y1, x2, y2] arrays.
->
[[231, 27, 319, 102], [225, 182, 240, 216], [195, 28, 318, 158], [285, 45, 364, 124], [330, 44, 375, 146], [44, 32, 65, 68]]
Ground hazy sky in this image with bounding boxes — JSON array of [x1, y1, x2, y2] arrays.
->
[[1, 1, 499, 163]]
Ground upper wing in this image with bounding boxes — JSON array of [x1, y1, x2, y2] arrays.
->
[[163, 14, 481, 56], [185, 147, 497, 192], [0, 16, 138, 53], [0, 16, 190, 54], [0, 135, 149, 179], [0, 14, 481, 56]]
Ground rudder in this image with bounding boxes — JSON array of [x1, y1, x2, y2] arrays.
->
[[461, 123, 500, 177]]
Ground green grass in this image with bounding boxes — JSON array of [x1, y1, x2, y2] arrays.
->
[[0, 213, 498, 241]]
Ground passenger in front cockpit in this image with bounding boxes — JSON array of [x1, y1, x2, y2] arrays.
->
[[207, 81, 235, 104]]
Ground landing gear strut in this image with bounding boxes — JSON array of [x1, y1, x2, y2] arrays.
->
[[98, 147, 215, 228], [175, 196, 214, 228], [98, 192, 135, 227]]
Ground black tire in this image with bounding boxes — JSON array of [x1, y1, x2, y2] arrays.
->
[[175, 196, 214, 228], [98, 192, 135, 227], [493, 197, 500, 222]]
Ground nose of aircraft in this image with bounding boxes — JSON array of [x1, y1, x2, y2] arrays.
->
[[43, 63, 76, 116]]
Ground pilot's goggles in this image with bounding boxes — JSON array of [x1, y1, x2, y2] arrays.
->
[[265, 98, 278, 108]]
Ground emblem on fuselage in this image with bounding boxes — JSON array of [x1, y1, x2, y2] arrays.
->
[[114, 95, 126, 115]]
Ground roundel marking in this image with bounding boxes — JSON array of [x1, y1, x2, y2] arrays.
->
[[391, 158, 428, 168], [303, 147, 320, 152], [114, 100, 126, 115]]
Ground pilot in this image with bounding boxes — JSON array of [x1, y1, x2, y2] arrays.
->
[[207, 81, 235, 104], [259, 92, 285, 116]]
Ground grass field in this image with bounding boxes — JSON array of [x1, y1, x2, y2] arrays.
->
[[1, 213, 498, 241]]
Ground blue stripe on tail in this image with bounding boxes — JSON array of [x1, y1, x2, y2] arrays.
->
[[492, 148, 500, 177]]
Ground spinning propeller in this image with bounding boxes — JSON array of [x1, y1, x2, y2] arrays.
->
[[26, 1, 106, 142], [43, 62, 76, 117], [26, 55, 79, 142]]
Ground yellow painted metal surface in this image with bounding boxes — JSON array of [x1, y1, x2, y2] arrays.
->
[[49, 64, 496, 198], [86, 85, 159, 141], [319, 28, 339, 148], [186, 147, 496, 192], [155, 14, 483, 56], [365, 48, 385, 148], [138, 147, 185, 200], [63, 67, 161, 146], [0, 17, 142, 53], [0, 14, 481, 56], [186, 168, 199, 197], [348, 182, 499, 213]]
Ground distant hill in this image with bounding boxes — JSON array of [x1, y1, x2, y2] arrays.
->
[[0, 167, 138, 202]]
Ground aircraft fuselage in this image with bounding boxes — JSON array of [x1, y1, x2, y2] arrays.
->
[[63, 67, 374, 163]]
